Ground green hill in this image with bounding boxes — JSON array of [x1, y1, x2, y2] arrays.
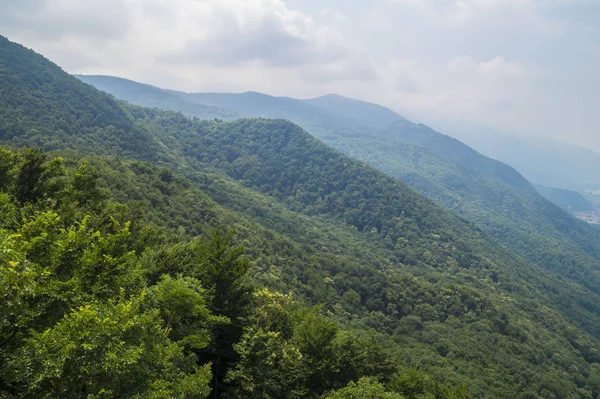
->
[[303, 97, 600, 296], [382, 121, 534, 192], [535, 185, 595, 212], [0, 43, 164, 160], [4, 35, 600, 398], [76, 74, 240, 121], [299, 93, 406, 131], [79, 74, 600, 312], [446, 125, 600, 193]]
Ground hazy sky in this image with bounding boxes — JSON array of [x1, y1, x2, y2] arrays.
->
[[1, 0, 599, 149]]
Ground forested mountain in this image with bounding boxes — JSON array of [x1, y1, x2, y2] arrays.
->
[[78, 74, 600, 316], [300, 93, 406, 131], [535, 185, 595, 212], [381, 121, 533, 192], [75, 75, 240, 121], [445, 126, 600, 195], [4, 35, 600, 398], [4, 147, 467, 398]]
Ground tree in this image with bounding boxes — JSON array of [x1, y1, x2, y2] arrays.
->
[[14, 148, 65, 205], [200, 229, 251, 319], [5, 293, 212, 398], [325, 377, 404, 399]]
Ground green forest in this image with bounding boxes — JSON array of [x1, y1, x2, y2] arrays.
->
[[79, 74, 600, 322], [3, 35, 600, 399], [1, 147, 477, 398]]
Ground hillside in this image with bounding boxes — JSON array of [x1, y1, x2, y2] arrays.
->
[[4, 35, 600, 397], [78, 74, 600, 310], [0, 43, 165, 161], [4, 147, 475, 398], [535, 185, 595, 212], [382, 121, 534, 192], [301, 93, 406, 131], [177, 88, 533, 194], [76, 74, 240, 121], [445, 126, 600, 193]]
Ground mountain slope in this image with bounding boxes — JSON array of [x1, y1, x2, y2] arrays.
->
[[535, 185, 594, 212], [76, 74, 240, 121], [199, 89, 600, 293], [3, 147, 468, 399], [306, 97, 600, 301], [382, 121, 535, 192], [0, 41, 159, 158], [84, 107, 600, 398], [305, 93, 406, 131], [78, 75, 600, 309], [444, 125, 600, 193], [5, 36, 600, 397]]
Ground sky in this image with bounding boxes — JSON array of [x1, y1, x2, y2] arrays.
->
[[1, 0, 599, 150]]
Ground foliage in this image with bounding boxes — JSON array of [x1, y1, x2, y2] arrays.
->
[[107, 112, 600, 398], [535, 184, 594, 212], [325, 377, 404, 399], [0, 150, 219, 397], [79, 76, 600, 340], [0, 148, 465, 398], [0, 36, 161, 160], [3, 36, 600, 398]]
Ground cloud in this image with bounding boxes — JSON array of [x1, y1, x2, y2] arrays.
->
[[449, 0, 537, 23], [0, 0, 373, 86], [0, 0, 131, 40], [385, 0, 565, 34], [446, 56, 527, 77], [385, 55, 534, 115], [0, 0, 598, 150], [477, 57, 525, 76], [138, 0, 353, 68]]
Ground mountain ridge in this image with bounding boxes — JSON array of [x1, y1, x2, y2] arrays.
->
[[76, 74, 600, 303], [4, 37, 600, 396], [437, 121, 600, 194]]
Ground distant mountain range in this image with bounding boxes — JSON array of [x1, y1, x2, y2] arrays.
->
[[429, 121, 600, 200], [4, 35, 600, 397], [79, 74, 600, 298], [534, 185, 594, 212]]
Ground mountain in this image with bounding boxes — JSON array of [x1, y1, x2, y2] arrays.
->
[[76, 74, 240, 121], [535, 185, 595, 212], [188, 88, 600, 296], [5, 35, 600, 397], [441, 124, 600, 195], [0, 43, 161, 159], [78, 75, 600, 309], [2, 37, 470, 398], [381, 120, 534, 192], [304, 93, 406, 131]]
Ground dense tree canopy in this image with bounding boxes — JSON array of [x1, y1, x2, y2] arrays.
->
[[80, 74, 600, 343], [0, 148, 472, 398], [3, 34, 600, 398]]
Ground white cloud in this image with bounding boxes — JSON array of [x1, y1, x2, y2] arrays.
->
[[141, 0, 350, 67], [1, 0, 373, 88], [450, 0, 536, 21], [0, 0, 598, 150], [0, 0, 131, 40], [446, 56, 527, 77], [477, 57, 526, 76], [384, 55, 534, 116]]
